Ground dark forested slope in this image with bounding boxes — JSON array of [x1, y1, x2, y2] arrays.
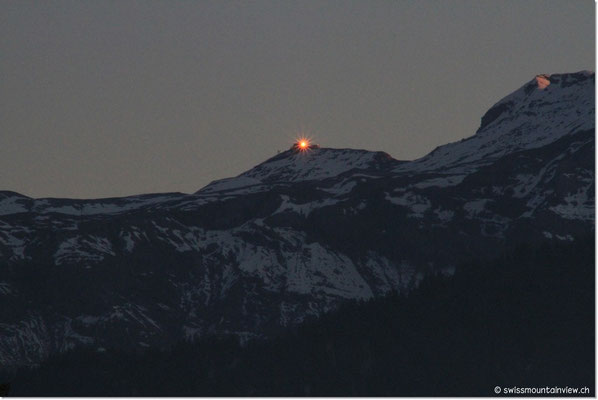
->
[[6, 235, 594, 396]]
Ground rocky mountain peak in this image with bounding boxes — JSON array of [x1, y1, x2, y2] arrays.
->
[[199, 147, 397, 194], [395, 71, 594, 173], [0, 72, 593, 371]]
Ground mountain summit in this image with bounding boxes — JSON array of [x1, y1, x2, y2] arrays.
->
[[399, 71, 594, 173], [0, 72, 594, 369], [199, 147, 397, 194]]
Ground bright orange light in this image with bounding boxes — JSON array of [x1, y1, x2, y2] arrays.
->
[[296, 138, 310, 151]]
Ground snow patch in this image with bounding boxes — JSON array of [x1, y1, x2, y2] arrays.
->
[[549, 183, 594, 220], [385, 192, 431, 217], [463, 199, 489, 218]]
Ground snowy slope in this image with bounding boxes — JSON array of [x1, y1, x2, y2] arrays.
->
[[0, 191, 185, 217], [0, 71, 593, 370], [199, 147, 397, 194], [398, 71, 594, 173]]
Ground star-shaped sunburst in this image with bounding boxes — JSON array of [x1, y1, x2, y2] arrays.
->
[[295, 137, 312, 152]]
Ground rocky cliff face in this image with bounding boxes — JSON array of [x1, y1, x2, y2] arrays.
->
[[0, 71, 594, 369]]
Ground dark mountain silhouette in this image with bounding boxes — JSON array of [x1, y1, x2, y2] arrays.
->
[[0, 71, 594, 375], [6, 235, 594, 396]]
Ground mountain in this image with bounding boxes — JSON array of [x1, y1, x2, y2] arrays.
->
[[8, 237, 595, 396], [0, 71, 594, 370]]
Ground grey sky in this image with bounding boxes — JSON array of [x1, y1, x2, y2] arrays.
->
[[1, 0, 594, 199]]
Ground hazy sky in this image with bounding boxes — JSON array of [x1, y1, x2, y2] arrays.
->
[[1, 0, 594, 198]]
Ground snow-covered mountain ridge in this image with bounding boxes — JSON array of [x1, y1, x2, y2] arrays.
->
[[0, 72, 594, 370], [397, 71, 594, 173], [199, 147, 397, 194]]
